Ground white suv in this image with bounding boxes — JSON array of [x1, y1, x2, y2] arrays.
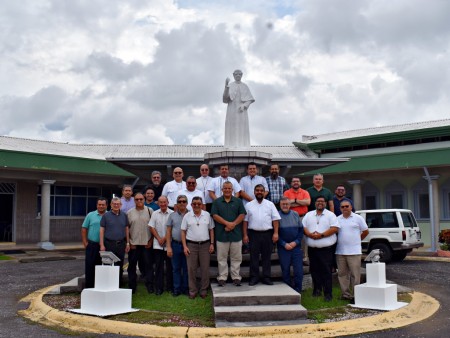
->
[[355, 209, 424, 263]]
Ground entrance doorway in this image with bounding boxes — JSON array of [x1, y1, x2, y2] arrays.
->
[[0, 183, 15, 242]]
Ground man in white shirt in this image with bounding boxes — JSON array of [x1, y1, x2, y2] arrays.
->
[[243, 184, 280, 286], [208, 164, 241, 200], [336, 200, 369, 301], [149, 196, 174, 295], [196, 164, 214, 212], [175, 176, 205, 211], [161, 167, 186, 209], [239, 162, 269, 205], [181, 196, 215, 299], [303, 196, 339, 302]]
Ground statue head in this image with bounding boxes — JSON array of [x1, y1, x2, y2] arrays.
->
[[233, 69, 243, 82]]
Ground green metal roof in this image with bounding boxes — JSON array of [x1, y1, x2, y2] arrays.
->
[[301, 148, 450, 175], [0, 150, 135, 177], [295, 125, 450, 151]]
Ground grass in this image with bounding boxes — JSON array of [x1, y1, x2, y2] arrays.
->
[[301, 286, 350, 310], [0, 254, 13, 260], [113, 282, 215, 327]]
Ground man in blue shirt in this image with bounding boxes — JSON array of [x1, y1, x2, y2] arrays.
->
[[266, 163, 289, 210], [81, 197, 108, 288], [277, 197, 304, 293], [333, 185, 355, 216]]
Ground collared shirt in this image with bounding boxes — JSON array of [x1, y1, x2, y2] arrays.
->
[[175, 189, 204, 211], [196, 176, 213, 204], [283, 188, 310, 216], [333, 196, 355, 216], [302, 209, 339, 248], [167, 210, 188, 242], [265, 176, 289, 204], [162, 180, 186, 207], [239, 175, 269, 205], [244, 199, 281, 231], [100, 210, 128, 241], [82, 210, 104, 243], [145, 201, 160, 211], [306, 186, 333, 211], [211, 196, 246, 242], [127, 207, 153, 245], [336, 213, 368, 255], [278, 210, 303, 248], [149, 208, 174, 250], [208, 176, 241, 198], [120, 197, 135, 213], [181, 210, 215, 242]]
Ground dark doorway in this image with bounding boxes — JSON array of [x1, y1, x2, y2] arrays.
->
[[0, 184, 14, 242]]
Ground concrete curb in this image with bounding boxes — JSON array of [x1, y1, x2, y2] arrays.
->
[[19, 286, 439, 337]]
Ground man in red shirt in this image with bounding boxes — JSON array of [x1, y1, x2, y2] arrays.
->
[[283, 177, 311, 217]]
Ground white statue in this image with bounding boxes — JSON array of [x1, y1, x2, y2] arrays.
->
[[223, 70, 255, 148]]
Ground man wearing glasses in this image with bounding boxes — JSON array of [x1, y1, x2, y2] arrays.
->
[[208, 164, 241, 200], [143, 170, 164, 200], [162, 167, 186, 209], [302, 197, 339, 302], [166, 195, 189, 297], [127, 193, 153, 294], [175, 176, 205, 211], [336, 201, 368, 302], [181, 197, 215, 299], [196, 164, 213, 212], [333, 185, 355, 216]]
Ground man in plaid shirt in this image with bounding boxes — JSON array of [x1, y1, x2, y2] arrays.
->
[[265, 164, 289, 210]]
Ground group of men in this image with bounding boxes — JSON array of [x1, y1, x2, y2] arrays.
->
[[81, 163, 368, 302]]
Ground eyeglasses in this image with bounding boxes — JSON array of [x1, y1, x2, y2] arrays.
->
[[187, 182, 196, 185], [174, 172, 183, 174], [201, 168, 209, 171], [177, 200, 187, 204], [134, 198, 144, 201], [192, 203, 202, 206], [340, 205, 351, 209]]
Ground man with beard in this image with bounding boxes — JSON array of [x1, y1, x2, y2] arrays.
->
[[239, 162, 268, 206], [175, 176, 205, 211], [333, 185, 355, 216], [266, 163, 289, 210], [283, 177, 310, 217], [208, 164, 241, 200], [143, 171, 164, 200], [243, 184, 280, 286], [302, 197, 339, 301], [120, 185, 135, 213]]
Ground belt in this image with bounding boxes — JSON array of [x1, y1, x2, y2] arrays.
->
[[248, 229, 272, 233], [186, 239, 210, 245], [172, 239, 182, 244], [105, 238, 126, 244], [309, 245, 334, 250], [88, 240, 100, 245]]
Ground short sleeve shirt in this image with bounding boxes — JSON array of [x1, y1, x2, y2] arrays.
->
[[239, 175, 269, 205], [283, 188, 310, 216], [306, 186, 333, 211], [244, 199, 281, 231], [211, 196, 246, 242], [167, 211, 187, 242], [208, 176, 241, 198], [181, 210, 215, 242], [100, 210, 128, 241], [127, 207, 152, 245], [82, 210, 104, 243], [149, 208, 174, 250], [162, 180, 186, 207], [336, 213, 368, 255], [302, 209, 339, 248]]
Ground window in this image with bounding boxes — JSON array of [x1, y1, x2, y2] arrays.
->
[[38, 185, 120, 217], [385, 181, 406, 209], [413, 179, 430, 220], [362, 181, 379, 210], [366, 212, 399, 228]]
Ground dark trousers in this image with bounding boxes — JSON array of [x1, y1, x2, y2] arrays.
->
[[127, 245, 153, 291], [308, 245, 334, 297], [248, 229, 273, 281], [104, 238, 126, 286], [278, 244, 303, 293], [171, 241, 188, 293], [85, 241, 101, 288], [154, 249, 173, 293]]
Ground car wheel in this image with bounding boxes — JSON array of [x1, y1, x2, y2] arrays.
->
[[392, 250, 408, 261], [370, 243, 393, 263]]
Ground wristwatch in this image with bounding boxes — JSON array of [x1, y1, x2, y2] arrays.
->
[[320, 233, 325, 238]]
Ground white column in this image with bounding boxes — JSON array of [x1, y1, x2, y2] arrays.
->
[[423, 175, 440, 251], [38, 179, 55, 250], [348, 180, 363, 210]]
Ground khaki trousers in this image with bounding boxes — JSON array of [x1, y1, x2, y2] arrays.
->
[[186, 242, 210, 297], [336, 254, 362, 298], [216, 240, 242, 281]]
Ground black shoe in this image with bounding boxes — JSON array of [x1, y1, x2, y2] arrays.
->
[[324, 295, 332, 302], [233, 279, 241, 286], [312, 290, 321, 297], [155, 289, 163, 296], [262, 279, 273, 285], [147, 287, 154, 294], [217, 280, 226, 287], [172, 291, 181, 297], [248, 279, 259, 286]]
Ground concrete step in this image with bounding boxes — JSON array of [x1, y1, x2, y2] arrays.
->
[[214, 304, 307, 323], [208, 264, 309, 279], [212, 282, 300, 306]]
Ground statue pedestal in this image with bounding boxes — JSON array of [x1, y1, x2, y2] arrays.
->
[[353, 263, 407, 310], [71, 266, 138, 317], [204, 149, 272, 180]]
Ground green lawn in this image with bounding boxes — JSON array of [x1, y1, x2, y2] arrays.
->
[[0, 254, 13, 260]]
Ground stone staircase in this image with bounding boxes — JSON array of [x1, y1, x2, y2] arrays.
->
[[212, 282, 308, 327]]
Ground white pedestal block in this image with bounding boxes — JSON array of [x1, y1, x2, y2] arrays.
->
[[366, 263, 386, 286], [71, 265, 138, 317]]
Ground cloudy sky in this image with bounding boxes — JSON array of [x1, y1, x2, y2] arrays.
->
[[1, 0, 449, 146]]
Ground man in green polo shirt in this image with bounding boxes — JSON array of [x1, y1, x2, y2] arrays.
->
[[81, 197, 108, 288], [307, 173, 334, 212], [211, 181, 246, 286]]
